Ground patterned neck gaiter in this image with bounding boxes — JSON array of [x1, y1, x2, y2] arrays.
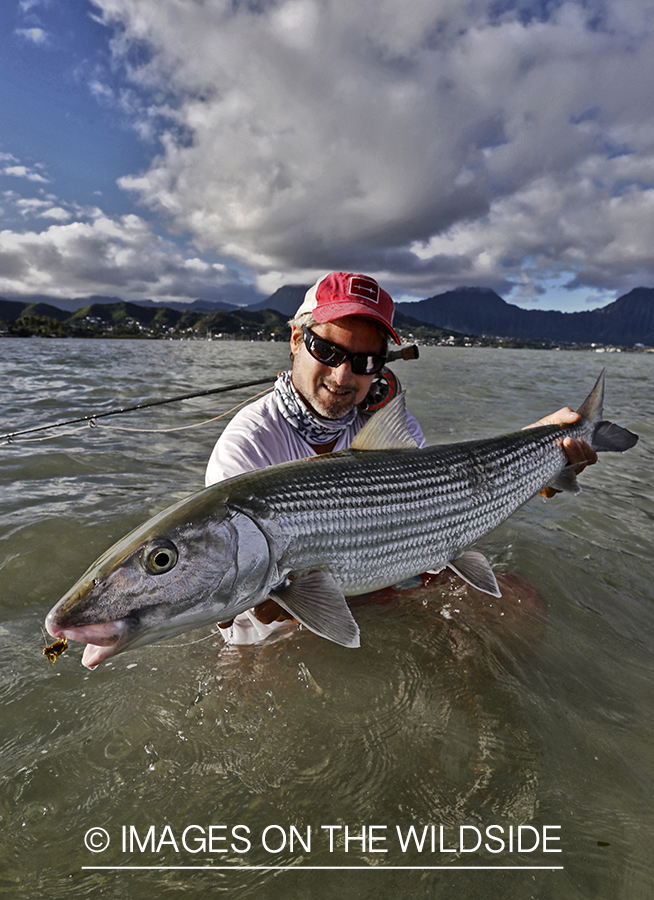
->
[[273, 370, 358, 445]]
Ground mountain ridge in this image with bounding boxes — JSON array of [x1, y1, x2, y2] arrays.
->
[[396, 286, 654, 346], [2, 285, 653, 345]]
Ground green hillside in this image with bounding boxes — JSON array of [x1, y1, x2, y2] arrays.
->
[[0, 298, 292, 340]]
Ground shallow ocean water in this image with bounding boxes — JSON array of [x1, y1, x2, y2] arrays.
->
[[0, 339, 652, 899]]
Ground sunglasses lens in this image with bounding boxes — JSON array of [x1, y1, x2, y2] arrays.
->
[[303, 327, 386, 375], [313, 337, 342, 365], [304, 328, 337, 364], [351, 357, 370, 375], [353, 356, 385, 375]]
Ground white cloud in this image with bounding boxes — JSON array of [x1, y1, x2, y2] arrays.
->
[[15, 27, 48, 44], [413, 172, 654, 298], [3, 1, 654, 303], [83, 0, 654, 299], [88, 79, 115, 104], [0, 212, 260, 303], [16, 197, 52, 215], [269, 0, 320, 50], [2, 164, 49, 183], [19, 0, 50, 11], [39, 207, 73, 221], [8, 192, 82, 223]]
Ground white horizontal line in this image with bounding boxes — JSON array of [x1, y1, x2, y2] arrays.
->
[[82, 865, 564, 871]]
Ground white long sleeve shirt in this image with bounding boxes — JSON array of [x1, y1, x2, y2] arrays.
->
[[205, 389, 426, 644], [206, 390, 425, 485]]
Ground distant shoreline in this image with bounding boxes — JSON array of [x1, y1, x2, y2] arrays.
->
[[1, 331, 650, 353]]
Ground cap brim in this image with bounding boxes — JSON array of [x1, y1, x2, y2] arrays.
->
[[312, 302, 401, 344]]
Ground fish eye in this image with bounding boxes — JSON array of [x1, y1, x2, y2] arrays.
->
[[142, 539, 178, 575]]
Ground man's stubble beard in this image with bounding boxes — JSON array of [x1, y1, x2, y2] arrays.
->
[[293, 369, 359, 420]]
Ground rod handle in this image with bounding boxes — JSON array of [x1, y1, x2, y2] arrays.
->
[[387, 344, 419, 362]]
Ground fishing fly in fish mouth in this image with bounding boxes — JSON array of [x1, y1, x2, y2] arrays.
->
[[45, 272, 637, 669]]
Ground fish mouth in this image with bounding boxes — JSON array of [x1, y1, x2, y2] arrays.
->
[[45, 616, 131, 669]]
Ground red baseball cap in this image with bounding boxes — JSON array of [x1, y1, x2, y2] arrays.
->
[[294, 272, 400, 344]]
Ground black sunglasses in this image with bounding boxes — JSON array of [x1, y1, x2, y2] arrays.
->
[[302, 326, 387, 375]]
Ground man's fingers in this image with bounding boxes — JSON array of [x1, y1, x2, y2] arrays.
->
[[524, 407, 580, 429], [562, 436, 598, 471], [540, 437, 598, 498]]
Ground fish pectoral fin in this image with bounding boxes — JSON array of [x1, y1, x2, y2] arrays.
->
[[270, 571, 360, 648], [547, 464, 581, 494], [447, 551, 501, 598], [349, 392, 419, 451]]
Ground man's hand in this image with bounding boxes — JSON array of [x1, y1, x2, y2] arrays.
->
[[252, 598, 294, 624], [523, 407, 598, 498], [216, 599, 295, 631]]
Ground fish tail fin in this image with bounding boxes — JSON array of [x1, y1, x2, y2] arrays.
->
[[577, 370, 639, 453], [591, 421, 639, 453]]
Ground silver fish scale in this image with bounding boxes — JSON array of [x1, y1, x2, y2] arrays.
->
[[228, 422, 588, 595]]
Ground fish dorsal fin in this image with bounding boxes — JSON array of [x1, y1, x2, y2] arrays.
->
[[447, 551, 501, 598], [270, 571, 360, 648], [349, 392, 419, 451], [577, 369, 605, 422]]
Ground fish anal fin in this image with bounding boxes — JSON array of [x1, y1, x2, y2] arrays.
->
[[547, 465, 581, 494], [349, 392, 419, 451], [271, 571, 360, 648], [447, 551, 501, 598]]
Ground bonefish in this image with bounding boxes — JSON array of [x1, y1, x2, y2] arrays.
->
[[46, 371, 638, 667]]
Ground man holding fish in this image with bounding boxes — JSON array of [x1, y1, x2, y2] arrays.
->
[[47, 262, 637, 667], [204, 271, 598, 645]]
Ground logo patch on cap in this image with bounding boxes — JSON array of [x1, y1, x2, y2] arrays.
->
[[349, 276, 380, 304]]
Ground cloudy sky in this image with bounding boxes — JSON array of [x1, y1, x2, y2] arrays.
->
[[1, 0, 653, 311]]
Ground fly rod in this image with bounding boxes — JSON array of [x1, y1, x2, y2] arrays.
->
[[2, 345, 419, 443], [1, 376, 277, 442]]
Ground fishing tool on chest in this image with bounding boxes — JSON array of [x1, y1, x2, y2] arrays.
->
[[361, 344, 419, 412]]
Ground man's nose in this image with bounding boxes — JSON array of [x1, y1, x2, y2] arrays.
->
[[330, 359, 355, 382]]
